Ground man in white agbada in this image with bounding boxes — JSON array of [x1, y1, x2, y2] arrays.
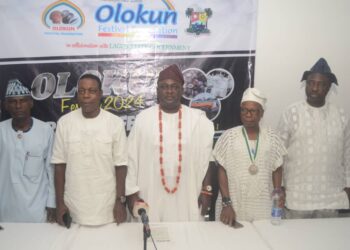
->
[[52, 71, 128, 226], [214, 88, 287, 224], [277, 58, 350, 219], [126, 64, 214, 222]]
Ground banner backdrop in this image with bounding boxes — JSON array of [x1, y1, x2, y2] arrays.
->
[[0, 0, 257, 136]]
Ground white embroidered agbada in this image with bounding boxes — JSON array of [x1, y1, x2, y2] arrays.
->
[[213, 126, 286, 222], [126, 104, 214, 222], [277, 101, 350, 210]]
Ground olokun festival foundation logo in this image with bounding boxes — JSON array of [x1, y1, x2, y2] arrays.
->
[[42, 0, 85, 31]]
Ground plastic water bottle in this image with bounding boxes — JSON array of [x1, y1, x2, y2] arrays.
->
[[271, 192, 282, 225]]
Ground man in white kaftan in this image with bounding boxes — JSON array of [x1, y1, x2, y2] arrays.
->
[[51, 108, 127, 225], [0, 79, 55, 222], [126, 64, 214, 222], [52, 72, 128, 226], [277, 58, 350, 218], [127, 104, 213, 221]]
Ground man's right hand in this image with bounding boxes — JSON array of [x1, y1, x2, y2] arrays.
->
[[220, 206, 236, 226], [56, 202, 69, 226], [126, 193, 141, 216]]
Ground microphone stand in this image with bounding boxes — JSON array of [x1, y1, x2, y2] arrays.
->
[[137, 207, 157, 250], [143, 224, 150, 250]]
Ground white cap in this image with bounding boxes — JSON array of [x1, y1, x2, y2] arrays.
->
[[241, 87, 267, 109], [79, 70, 102, 82]]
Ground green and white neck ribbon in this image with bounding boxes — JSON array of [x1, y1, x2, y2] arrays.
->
[[242, 127, 260, 175]]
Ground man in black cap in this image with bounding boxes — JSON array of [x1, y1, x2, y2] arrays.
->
[[277, 58, 350, 219], [125, 64, 214, 222]]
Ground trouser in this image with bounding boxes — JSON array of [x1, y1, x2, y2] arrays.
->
[[284, 207, 339, 219]]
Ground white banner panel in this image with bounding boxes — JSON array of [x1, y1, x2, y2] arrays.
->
[[0, 0, 257, 59]]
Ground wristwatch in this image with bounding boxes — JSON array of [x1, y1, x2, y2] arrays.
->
[[222, 196, 232, 207], [203, 185, 213, 192], [116, 195, 126, 204]]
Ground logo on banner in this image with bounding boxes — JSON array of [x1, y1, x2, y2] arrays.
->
[[42, 0, 85, 32], [185, 8, 212, 35], [95, 1, 178, 40]]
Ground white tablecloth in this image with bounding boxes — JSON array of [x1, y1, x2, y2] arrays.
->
[[0, 221, 270, 250], [3, 218, 349, 250], [253, 217, 350, 250]]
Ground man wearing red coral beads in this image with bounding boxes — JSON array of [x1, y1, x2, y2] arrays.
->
[[126, 64, 214, 222]]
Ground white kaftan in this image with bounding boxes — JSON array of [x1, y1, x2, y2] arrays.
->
[[0, 118, 55, 222], [51, 108, 127, 225], [126, 104, 214, 222]]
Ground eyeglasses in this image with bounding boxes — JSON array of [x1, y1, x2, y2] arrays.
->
[[240, 108, 260, 115], [77, 88, 100, 95]]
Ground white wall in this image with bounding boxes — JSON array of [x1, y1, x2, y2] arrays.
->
[[255, 0, 350, 128]]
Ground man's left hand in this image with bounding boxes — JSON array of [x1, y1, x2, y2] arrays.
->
[[46, 207, 56, 223], [198, 193, 212, 216], [114, 201, 127, 225]]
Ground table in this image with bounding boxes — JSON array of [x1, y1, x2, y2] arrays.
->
[[253, 217, 350, 250], [3, 218, 349, 250], [0, 221, 270, 250]]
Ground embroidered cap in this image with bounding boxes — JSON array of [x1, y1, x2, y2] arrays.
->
[[241, 87, 267, 110], [158, 64, 184, 85], [301, 58, 338, 85], [5, 79, 31, 98]]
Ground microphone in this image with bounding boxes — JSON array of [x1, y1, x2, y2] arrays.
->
[[138, 208, 151, 237]]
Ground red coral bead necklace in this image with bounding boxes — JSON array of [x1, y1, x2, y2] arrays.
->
[[158, 105, 182, 194]]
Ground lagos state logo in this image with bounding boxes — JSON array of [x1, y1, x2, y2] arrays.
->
[[185, 7, 212, 35]]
